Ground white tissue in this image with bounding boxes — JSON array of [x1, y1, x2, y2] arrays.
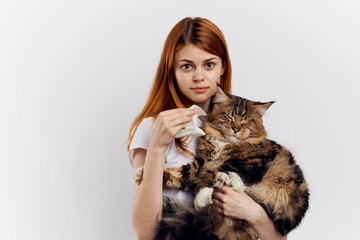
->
[[175, 105, 207, 138]]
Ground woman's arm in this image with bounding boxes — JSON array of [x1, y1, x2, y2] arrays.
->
[[131, 146, 167, 240], [131, 108, 197, 240], [248, 207, 288, 240], [212, 187, 287, 240]]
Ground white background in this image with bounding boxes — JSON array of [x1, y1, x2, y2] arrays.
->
[[1, 0, 359, 239]]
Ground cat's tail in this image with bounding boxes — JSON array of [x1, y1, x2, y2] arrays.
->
[[154, 198, 222, 240]]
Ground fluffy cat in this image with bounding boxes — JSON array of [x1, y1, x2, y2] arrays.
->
[[133, 87, 309, 240]]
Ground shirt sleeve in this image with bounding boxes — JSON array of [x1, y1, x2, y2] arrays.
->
[[128, 117, 154, 167]]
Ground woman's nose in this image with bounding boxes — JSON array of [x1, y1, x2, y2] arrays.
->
[[193, 69, 204, 82]]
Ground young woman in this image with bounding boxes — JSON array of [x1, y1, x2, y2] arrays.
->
[[128, 17, 288, 240]]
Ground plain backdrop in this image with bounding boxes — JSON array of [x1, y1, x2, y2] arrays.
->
[[1, 0, 359, 239]]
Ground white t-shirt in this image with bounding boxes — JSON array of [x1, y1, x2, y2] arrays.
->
[[129, 117, 200, 202]]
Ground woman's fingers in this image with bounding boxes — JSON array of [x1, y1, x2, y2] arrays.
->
[[168, 115, 192, 128], [157, 108, 197, 133], [164, 109, 197, 126], [217, 186, 232, 194], [212, 187, 262, 220], [158, 108, 197, 120], [213, 187, 231, 201], [212, 187, 239, 217], [150, 108, 198, 149], [161, 107, 197, 116], [213, 198, 223, 209]]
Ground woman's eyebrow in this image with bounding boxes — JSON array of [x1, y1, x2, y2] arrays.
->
[[179, 59, 193, 63], [179, 57, 217, 63], [203, 57, 217, 62]]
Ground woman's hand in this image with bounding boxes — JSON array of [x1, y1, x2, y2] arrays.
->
[[212, 186, 287, 240], [149, 108, 197, 150], [212, 186, 263, 223]]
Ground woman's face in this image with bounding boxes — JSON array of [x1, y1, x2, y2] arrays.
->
[[174, 44, 224, 113]]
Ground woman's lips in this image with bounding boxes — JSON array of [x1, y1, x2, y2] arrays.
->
[[192, 87, 208, 93]]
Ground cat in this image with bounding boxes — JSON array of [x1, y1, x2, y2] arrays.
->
[[132, 86, 309, 240]]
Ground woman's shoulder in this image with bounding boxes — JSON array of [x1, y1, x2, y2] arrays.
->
[[128, 117, 154, 166], [133, 116, 158, 146], [136, 117, 154, 135], [140, 116, 154, 127]]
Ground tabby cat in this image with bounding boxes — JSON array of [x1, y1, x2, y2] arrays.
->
[[133, 87, 309, 240]]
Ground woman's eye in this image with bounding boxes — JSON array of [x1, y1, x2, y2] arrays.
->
[[182, 64, 192, 70], [205, 62, 214, 69]]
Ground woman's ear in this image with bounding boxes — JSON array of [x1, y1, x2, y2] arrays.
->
[[221, 61, 226, 76], [217, 61, 225, 85]]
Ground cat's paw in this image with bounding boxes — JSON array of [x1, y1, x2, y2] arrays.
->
[[213, 172, 231, 188], [163, 168, 183, 189], [228, 172, 245, 192], [165, 179, 181, 188], [131, 166, 144, 185], [194, 187, 214, 210]]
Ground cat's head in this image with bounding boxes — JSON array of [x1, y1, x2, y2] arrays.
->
[[203, 87, 274, 144]]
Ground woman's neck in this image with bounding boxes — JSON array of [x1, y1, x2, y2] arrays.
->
[[195, 99, 211, 114]]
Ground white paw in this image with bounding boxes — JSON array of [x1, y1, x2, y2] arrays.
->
[[228, 172, 245, 192], [213, 172, 231, 188], [131, 166, 144, 185], [194, 187, 214, 210]]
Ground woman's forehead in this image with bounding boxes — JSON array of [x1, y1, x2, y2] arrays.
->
[[175, 44, 221, 62]]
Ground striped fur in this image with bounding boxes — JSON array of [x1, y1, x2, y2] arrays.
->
[[154, 87, 309, 239]]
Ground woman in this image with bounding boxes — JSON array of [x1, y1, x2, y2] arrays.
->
[[128, 17, 287, 240]]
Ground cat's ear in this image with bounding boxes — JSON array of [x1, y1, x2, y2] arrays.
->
[[213, 86, 230, 103], [253, 101, 275, 117]]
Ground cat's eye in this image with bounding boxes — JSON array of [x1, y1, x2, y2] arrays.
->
[[222, 112, 233, 122]]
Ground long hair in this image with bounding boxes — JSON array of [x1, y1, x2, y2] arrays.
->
[[127, 17, 232, 153]]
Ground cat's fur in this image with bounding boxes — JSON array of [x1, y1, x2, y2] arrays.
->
[[133, 87, 309, 240]]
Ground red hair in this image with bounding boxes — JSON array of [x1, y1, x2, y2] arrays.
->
[[127, 17, 232, 153]]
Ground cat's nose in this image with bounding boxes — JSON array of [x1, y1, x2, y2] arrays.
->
[[233, 127, 240, 133]]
